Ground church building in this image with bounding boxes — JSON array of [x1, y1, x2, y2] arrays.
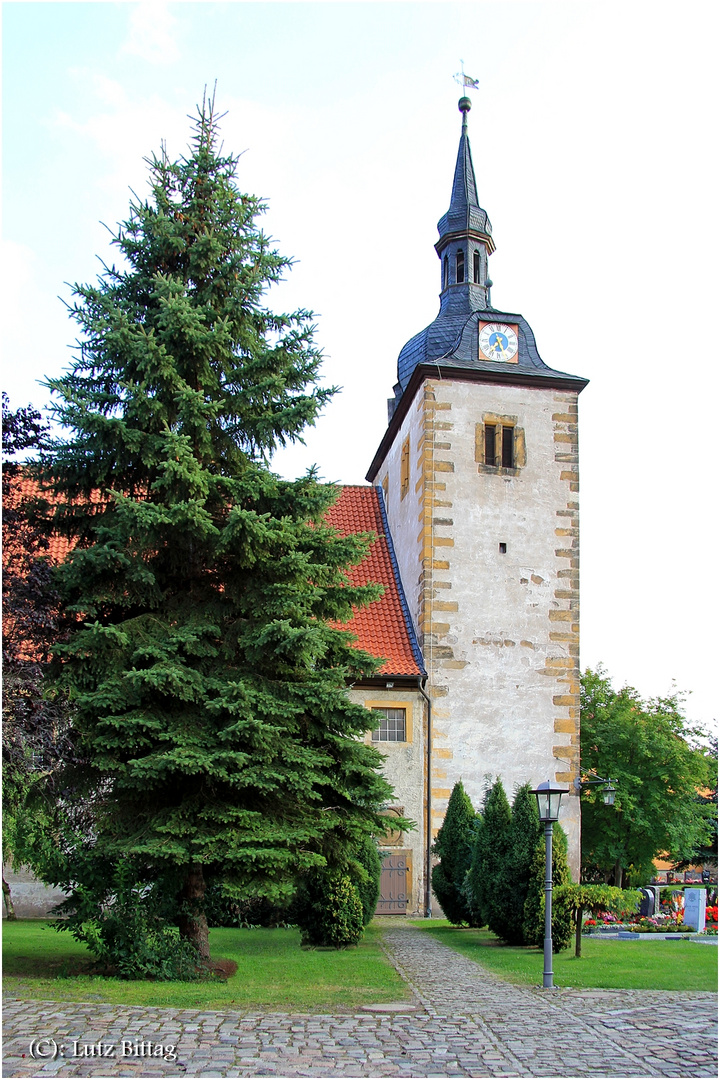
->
[[3, 97, 588, 921], [339, 96, 588, 916]]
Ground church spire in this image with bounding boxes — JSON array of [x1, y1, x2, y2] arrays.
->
[[435, 97, 495, 313]]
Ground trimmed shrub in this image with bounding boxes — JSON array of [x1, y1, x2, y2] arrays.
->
[[432, 780, 478, 925], [293, 870, 365, 948], [466, 777, 512, 929], [522, 823, 573, 952]]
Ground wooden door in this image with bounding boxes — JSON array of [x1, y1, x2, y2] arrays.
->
[[376, 850, 411, 913]]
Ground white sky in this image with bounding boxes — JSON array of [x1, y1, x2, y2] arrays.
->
[[2, 1, 718, 732]]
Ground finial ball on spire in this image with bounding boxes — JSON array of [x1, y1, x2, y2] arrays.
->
[[458, 96, 472, 114]]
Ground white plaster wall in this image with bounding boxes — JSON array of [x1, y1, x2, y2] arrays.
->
[[373, 402, 425, 638]]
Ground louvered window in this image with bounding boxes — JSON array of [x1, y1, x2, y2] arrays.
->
[[456, 249, 465, 283]]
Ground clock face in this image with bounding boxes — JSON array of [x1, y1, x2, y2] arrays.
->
[[479, 323, 519, 363]]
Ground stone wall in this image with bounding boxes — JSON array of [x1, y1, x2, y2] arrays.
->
[[2, 863, 67, 919]]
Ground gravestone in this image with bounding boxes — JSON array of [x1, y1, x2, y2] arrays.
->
[[684, 889, 706, 931], [639, 888, 655, 916]]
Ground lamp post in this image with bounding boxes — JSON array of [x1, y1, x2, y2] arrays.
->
[[573, 771, 617, 805], [532, 781, 566, 989]]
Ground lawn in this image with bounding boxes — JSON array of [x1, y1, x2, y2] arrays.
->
[[2, 920, 410, 1011], [411, 921, 718, 992]]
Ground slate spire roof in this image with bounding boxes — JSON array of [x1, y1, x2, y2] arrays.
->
[[436, 97, 490, 244], [388, 98, 588, 405]]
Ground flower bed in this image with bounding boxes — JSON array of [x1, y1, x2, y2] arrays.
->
[[629, 918, 694, 933], [582, 915, 695, 935], [581, 894, 718, 935]]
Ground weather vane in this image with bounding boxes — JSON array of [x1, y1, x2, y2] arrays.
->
[[454, 60, 479, 93]]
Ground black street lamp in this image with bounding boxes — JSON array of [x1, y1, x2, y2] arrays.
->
[[532, 781, 567, 989]]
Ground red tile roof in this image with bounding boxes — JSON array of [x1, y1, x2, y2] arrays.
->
[[4, 477, 424, 678], [326, 486, 424, 677], [3, 475, 85, 564]]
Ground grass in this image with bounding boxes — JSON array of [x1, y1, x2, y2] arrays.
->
[[410, 920, 719, 992], [2, 920, 410, 1011], [4, 919, 717, 1009]]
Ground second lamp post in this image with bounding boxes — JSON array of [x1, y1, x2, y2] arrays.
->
[[532, 781, 566, 989]]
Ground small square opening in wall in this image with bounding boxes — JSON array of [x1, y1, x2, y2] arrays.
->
[[499, 542, 507, 554]]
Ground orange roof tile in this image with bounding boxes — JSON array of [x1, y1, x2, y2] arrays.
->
[[3, 475, 100, 564], [4, 476, 424, 678], [326, 486, 424, 677]]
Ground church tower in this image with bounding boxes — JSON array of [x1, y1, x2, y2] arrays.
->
[[367, 97, 588, 878]]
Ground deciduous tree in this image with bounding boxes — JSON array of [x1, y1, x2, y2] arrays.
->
[[580, 668, 715, 887], [1, 395, 74, 916], [554, 882, 640, 958]]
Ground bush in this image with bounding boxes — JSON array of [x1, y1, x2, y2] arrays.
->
[[432, 780, 477, 925], [522, 823, 573, 952], [351, 835, 382, 927], [293, 870, 365, 948], [54, 862, 201, 980]]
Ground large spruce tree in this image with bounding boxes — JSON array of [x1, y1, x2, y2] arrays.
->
[[40, 96, 396, 962]]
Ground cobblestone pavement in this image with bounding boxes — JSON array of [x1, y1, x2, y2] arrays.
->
[[3, 925, 717, 1079]]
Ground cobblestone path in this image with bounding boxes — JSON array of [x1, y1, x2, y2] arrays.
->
[[3, 925, 717, 1078]]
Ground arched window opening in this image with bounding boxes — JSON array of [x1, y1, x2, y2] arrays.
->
[[456, 250, 465, 284], [443, 255, 449, 289], [473, 250, 481, 284]]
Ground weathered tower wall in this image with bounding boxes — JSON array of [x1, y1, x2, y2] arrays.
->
[[371, 375, 581, 877]]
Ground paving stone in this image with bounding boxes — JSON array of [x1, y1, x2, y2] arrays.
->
[[3, 924, 717, 1077]]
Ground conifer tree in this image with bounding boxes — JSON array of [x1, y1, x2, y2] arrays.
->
[[39, 96, 397, 964], [466, 777, 511, 929], [431, 780, 477, 925], [491, 782, 543, 944], [522, 823, 573, 952]]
